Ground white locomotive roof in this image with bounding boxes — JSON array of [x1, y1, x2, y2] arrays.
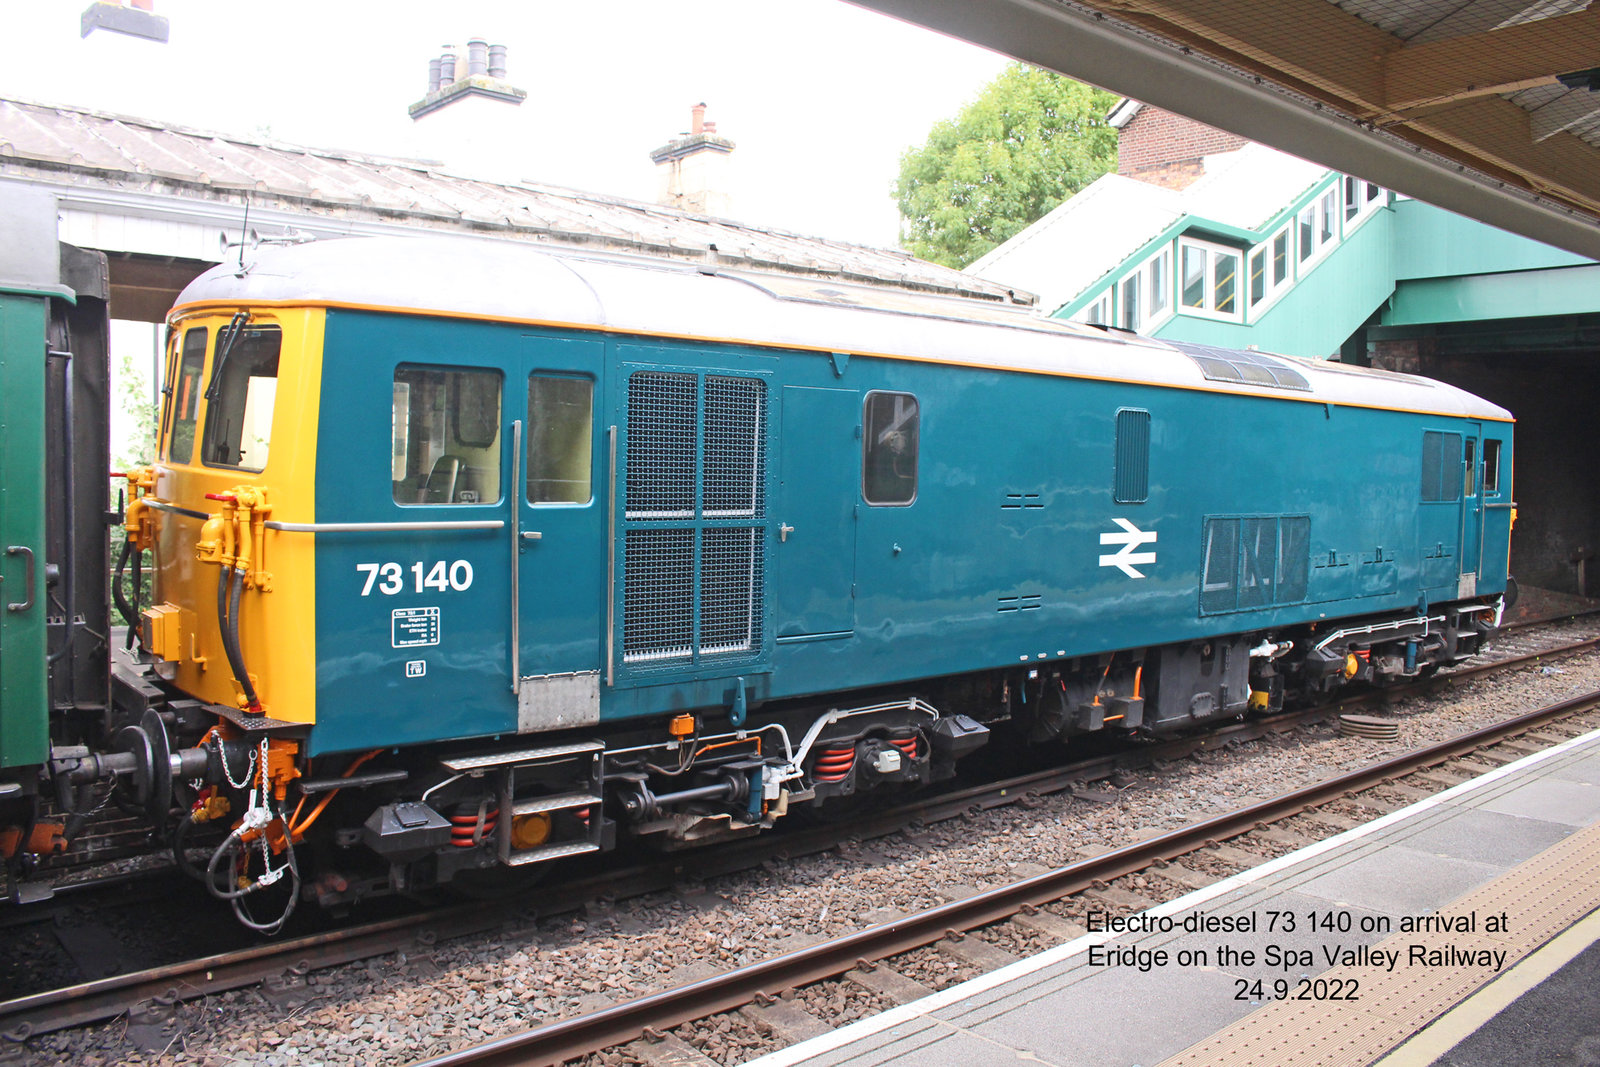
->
[[174, 235, 1511, 423]]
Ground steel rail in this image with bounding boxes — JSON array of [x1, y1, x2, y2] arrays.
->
[[6, 630, 1597, 1039], [414, 689, 1600, 1067], [0, 904, 503, 1039]]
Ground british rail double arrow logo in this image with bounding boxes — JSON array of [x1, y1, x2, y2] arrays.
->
[[1099, 518, 1157, 579]]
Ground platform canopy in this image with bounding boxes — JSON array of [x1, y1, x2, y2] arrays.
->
[[849, 0, 1600, 260]]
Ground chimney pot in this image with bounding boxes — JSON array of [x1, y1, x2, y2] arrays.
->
[[488, 44, 508, 79], [467, 38, 489, 77], [439, 51, 457, 84], [428, 57, 442, 93], [691, 103, 706, 136]]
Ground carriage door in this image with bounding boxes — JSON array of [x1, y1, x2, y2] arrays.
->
[[1460, 423, 1483, 598], [513, 336, 606, 731], [613, 351, 773, 687]]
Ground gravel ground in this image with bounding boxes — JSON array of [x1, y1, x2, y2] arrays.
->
[[18, 620, 1600, 1067]]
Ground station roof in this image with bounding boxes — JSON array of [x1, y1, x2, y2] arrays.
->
[[0, 96, 1026, 306], [850, 0, 1600, 261]]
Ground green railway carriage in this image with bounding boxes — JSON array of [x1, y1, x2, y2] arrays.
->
[[0, 224, 1513, 928], [0, 187, 111, 878]]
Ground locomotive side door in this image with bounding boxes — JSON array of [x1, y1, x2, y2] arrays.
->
[[513, 336, 607, 732], [773, 386, 858, 639], [1460, 423, 1483, 598]]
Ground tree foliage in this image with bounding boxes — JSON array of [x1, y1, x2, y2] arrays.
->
[[895, 65, 1119, 269]]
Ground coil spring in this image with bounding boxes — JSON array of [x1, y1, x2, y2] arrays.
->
[[890, 735, 921, 760], [812, 745, 857, 783], [448, 807, 499, 847]]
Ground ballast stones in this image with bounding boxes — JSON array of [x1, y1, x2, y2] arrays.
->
[[1339, 714, 1400, 740]]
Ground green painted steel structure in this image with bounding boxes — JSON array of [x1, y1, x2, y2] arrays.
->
[[1051, 174, 1598, 357]]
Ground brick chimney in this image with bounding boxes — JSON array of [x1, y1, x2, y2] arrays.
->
[[649, 104, 737, 217], [407, 39, 530, 180], [409, 39, 527, 120], [1109, 101, 1247, 191]]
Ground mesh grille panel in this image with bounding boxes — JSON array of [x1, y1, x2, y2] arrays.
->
[[700, 528, 764, 656], [626, 373, 697, 519], [702, 376, 766, 518], [622, 528, 694, 663]]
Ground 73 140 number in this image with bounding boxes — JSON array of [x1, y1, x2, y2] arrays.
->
[[356, 560, 474, 596]]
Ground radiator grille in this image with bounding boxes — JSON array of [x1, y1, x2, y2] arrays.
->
[[622, 528, 694, 662], [625, 372, 697, 519], [702, 376, 766, 518], [700, 527, 765, 655], [620, 370, 768, 671]]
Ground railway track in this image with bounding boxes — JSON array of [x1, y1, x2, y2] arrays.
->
[[4, 624, 1598, 1049]]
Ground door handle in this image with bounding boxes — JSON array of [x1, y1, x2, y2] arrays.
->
[[779, 524, 794, 543], [5, 546, 35, 613], [521, 531, 543, 541]]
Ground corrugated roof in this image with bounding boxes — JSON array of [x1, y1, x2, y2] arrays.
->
[[0, 97, 1031, 305]]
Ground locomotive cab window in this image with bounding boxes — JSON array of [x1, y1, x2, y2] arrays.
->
[[201, 323, 281, 471], [392, 365, 504, 505], [527, 374, 593, 504], [863, 391, 919, 506], [1483, 439, 1502, 494], [166, 327, 208, 464]]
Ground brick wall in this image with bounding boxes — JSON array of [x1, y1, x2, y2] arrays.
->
[[1118, 106, 1248, 190]]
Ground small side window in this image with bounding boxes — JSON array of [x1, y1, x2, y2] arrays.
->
[[1422, 431, 1463, 503], [527, 375, 594, 504], [166, 328, 208, 464], [1464, 438, 1477, 498], [1483, 439, 1502, 494], [202, 324, 281, 471], [393, 365, 504, 505], [863, 392, 918, 506], [1114, 408, 1150, 504]]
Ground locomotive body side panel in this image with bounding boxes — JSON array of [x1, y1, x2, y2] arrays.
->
[[304, 301, 1514, 757]]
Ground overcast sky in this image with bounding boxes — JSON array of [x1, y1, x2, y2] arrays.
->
[[3, 0, 1014, 248]]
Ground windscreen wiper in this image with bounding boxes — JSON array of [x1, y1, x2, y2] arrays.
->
[[204, 311, 252, 401]]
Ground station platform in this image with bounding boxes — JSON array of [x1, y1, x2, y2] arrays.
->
[[747, 726, 1600, 1067]]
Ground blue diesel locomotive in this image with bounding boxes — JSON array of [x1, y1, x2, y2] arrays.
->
[[3, 229, 1512, 929]]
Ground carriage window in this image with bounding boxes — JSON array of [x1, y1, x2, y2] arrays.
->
[[1464, 438, 1477, 498], [392, 365, 503, 505], [166, 328, 208, 464], [527, 375, 593, 504], [863, 391, 918, 506], [1483, 439, 1502, 494], [201, 324, 281, 471]]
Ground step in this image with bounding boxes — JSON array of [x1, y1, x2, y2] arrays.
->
[[513, 792, 602, 816], [506, 840, 601, 866], [442, 740, 603, 772]]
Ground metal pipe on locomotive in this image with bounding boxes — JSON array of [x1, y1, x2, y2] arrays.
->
[[0, 204, 1513, 930]]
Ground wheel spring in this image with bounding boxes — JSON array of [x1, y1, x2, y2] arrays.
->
[[891, 735, 921, 759], [448, 806, 499, 847], [812, 745, 857, 783]]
